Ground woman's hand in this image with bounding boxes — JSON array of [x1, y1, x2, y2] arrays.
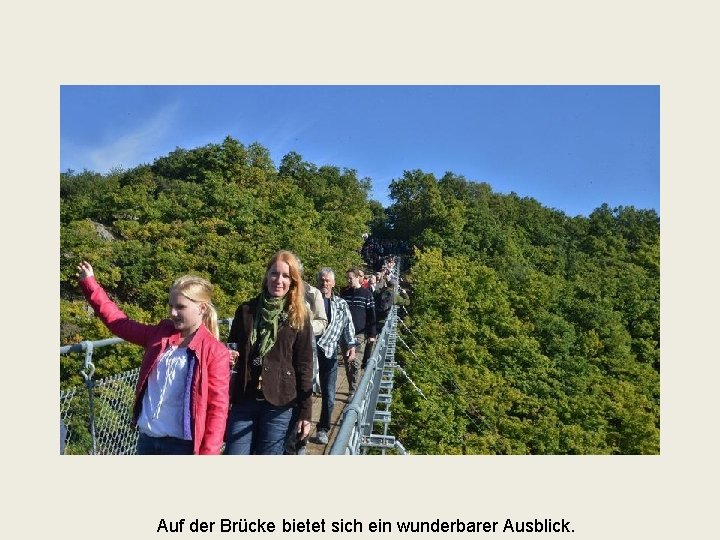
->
[[76, 260, 94, 280], [296, 419, 311, 440], [226, 343, 240, 366]]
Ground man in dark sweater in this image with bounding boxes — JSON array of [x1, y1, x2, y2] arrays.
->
[[340, 267, 376, 396]]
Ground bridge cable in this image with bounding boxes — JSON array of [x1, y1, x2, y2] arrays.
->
[[395, 310, 491, 437]]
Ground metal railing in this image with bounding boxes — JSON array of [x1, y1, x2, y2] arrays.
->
[[60, 338, 138, 454], [329, 305, 408, 454]]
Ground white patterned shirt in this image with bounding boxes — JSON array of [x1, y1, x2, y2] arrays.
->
[[316, 295, 357, 358], [137, 346, 190, 439]]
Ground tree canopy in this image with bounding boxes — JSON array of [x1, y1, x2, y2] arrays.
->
[[387, 172, 659, 454]]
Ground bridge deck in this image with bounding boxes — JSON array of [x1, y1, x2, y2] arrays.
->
[[304, 357, 351, 455]]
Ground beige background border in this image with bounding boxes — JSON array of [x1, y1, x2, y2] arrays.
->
[[3, 1, 717, 539]]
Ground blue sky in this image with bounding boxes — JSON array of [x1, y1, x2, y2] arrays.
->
[[60, 85, 659, 217]]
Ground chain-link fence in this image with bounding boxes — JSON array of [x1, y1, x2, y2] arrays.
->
[[60, 367, 139, 455]]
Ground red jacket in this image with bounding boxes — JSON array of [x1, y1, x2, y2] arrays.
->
[[80, 277, 230, 454]]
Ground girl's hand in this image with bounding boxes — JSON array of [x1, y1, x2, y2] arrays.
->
[[76, 260, 94, 280]]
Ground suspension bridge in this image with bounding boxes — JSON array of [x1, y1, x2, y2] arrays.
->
[[60, 270, 420, 455]]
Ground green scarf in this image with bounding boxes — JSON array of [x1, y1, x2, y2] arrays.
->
[[251, 292, 286, 358]]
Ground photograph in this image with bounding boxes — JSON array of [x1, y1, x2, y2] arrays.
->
[[59, 85, 660, 456]]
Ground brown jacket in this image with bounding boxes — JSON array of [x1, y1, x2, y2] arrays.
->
[[228, 296, 314, 420]]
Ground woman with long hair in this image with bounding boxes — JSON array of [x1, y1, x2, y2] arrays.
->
[[76, 261, 230, 454], [224, 250, 314, 454]]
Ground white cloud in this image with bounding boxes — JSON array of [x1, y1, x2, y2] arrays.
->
[[86, 103, 180, 172]]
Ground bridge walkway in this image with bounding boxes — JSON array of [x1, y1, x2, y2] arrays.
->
[[305, 357, 351, 455]]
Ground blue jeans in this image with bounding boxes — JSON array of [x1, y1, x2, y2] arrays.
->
[[224, 399, 293, 455], [137, 433, 193, 455], [317, 346, 338, 431]]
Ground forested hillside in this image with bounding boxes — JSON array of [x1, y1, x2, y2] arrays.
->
[[60, 137, 659, 454], [387, 171, 659, 454]]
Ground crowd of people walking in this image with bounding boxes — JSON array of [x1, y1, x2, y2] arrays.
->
[[74, 246, 405, 455]]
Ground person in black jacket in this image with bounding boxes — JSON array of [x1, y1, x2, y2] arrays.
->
[[340, 267, 376, 396], [375, 275, 410, 331], [224, 250, 314, 455]]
